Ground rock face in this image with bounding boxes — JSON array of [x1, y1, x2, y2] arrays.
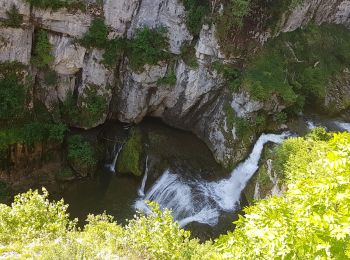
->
[[282, 0, 350, 32], [0, 27, 33, 65], [324, 71, 350, 114], [0, 0, 349, 167]]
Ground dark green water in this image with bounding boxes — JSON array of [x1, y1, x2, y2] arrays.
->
[[50, 119, 238, 239]]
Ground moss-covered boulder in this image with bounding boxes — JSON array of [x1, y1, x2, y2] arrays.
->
[[117, 128, 143, 176], [67, 135, 97, 177], [55, 168, 76, 182]]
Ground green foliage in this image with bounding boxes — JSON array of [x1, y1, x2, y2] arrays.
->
[[273, 111, 288, 125], [44, 70, 58, 86], [67, 135, 96, 169], [3, 5, 23, 28], [213, 62, 242, 92], [117, 128, 143, 176], [31, 30, 54, 68], [181, 0, 210, 36], [1, 131, 350, 259], [180, 42, 198, 68], [157, 67, 177, 86], [0, 122, 67, 151], [24, 0, 84, 11], [127, 27, 170, 71], [245, 24, 350, 111], [0, 195, 215, 259], [80, 18, 109, 49], [60, 87, 108, 128], [0, 188, 75, 244], [0, 77, 26, 122], [157, 72, 177, 86], [217, 131, 350, 259], [229, 0, 251, 28], [102, 38, 127, 67]]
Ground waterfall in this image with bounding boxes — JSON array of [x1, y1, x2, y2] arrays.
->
[[138, 156, 149, 197], [106, 143, 124, 173], [334, 121, 350, 132], [306, 120, 316, 129], [134, 132, 290, 227]]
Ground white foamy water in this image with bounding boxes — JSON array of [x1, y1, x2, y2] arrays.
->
[[135, 132, 290, 227], [334, 121, 350, 132], [105, 144, 124, 173], [306, 120, 317, 129], [138, 156, 149, 197]]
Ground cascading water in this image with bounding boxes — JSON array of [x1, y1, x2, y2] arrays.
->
[[334, 121, 350, 131], [135, 132, 290, 227], [138, 156, 149, 197], [106, 143, 124, 173]]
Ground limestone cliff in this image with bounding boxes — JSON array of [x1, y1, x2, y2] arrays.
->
[[0, 0, 349, 167]]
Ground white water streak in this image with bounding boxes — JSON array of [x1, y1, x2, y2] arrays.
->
[[138, 156, 149, 197], [106, 144, 124, 173]]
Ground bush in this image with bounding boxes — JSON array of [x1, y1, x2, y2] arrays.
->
[[0, 77, 26, 122], [80, 18, 109, 49], [3, 5, 23, 28], [31, 30, 54, 68], [181, 0, 210, 36], [24, 0, 84, 11], [157, 71, 177, 86], [0, 188, 75, 243], [67, 135, 96, 169], [213, 62, 242, 92], [60, 87, 108, 128], [44, 70, 58, 86], [180, 42, 198, 68], [102, 38, 127, 67], [127, 27, 170, 71]]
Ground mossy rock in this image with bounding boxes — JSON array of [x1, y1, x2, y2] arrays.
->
[[67, 135, 98, 177], [117, 128, 143, 176], [55, 168, 76, 182]]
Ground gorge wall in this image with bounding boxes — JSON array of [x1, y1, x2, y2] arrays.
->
[[1, 0, 350, 171]]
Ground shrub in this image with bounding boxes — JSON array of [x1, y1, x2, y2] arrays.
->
[[31, 30, 54, 68], [127, 27, 170, 71], [80, 18, 109, 49], [157, 71, 177, 86], [213, 62, 242, 92], [180, 42, 198, 68], [44, 70, 58, 86], [24, 0, 84, 11], [60, 87, 108, 128], [181, 0, 210, 36], [0, 77, 26, 122], [3, 5, 23, 28], [67, 135, 96, 169], [102, 38, 127, 67], [0, 188, 75, 243]]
